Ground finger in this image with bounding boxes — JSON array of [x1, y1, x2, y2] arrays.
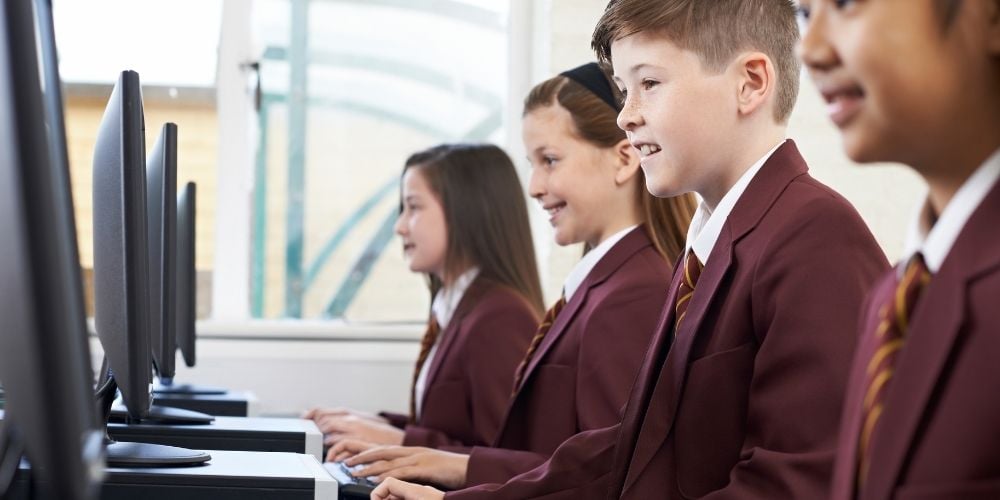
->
[[347, 446, 414, 466], [355, 458, 406, 478]]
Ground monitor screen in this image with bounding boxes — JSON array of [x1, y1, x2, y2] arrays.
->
[[92, 69, 153, 421], [176, 182, 197, 368], [0, 0, 104, 498], [148, 123, 178, 380]]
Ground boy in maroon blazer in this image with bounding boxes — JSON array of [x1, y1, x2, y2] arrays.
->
[[372, 1, 888, 499], [799, 1, 1000, 499]]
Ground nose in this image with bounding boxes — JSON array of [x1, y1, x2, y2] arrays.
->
[[528, 165, 546, 200], [393, 211, 407, 236], [617, 93, 642, 132], [797, 6, 838, 73]]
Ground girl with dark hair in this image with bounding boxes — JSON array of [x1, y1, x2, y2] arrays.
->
[[305, 143, 543, 451], [332, 63, 697, 495]]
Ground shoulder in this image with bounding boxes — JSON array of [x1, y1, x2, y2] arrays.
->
[[754, 174, 880, 258], [461, 281, 539, 328], [599, 243, 673, 291]]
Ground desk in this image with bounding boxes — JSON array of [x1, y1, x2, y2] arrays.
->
[[10, 449, 337, 500], [108, 417, 322, 460], [152, 390, 258, 417]]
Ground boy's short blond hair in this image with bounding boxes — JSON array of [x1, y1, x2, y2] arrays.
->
[[592, 0, 801, 123]]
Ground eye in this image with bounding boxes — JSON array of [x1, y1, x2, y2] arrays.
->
[[543, 155, 559, 168], [796, 5, 811, 20], [834, 0, 855, 8], [641, 79, 658, 91]]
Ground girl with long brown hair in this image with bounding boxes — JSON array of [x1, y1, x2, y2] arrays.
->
[[332, 62, 697, 495], [305, 143, 544, 451]]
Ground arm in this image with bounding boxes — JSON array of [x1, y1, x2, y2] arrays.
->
[[446, 424, 619, 500], [701, 198, 887, 499]]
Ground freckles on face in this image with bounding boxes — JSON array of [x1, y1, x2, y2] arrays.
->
[[397, 168, 448, 277], [611, 32, 733, 199]]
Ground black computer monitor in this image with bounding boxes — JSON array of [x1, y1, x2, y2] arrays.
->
[[147, 123, 178, 381], [0, 0, 103, 498], [92, 70, 210, 466], [177, 183, 197, 369], [152, 181, 226, 396]]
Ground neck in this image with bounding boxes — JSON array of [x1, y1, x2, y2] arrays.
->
[[699, 124, 786, 211], [587, 206, 642, 249], [919, 136, 1000, 218]]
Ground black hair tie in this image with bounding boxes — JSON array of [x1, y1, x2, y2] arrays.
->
[[560, 62, 622, 112]]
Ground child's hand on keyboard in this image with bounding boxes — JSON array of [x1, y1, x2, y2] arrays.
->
[[327, 438, 379, 463], [371, 477, 445, 500], [346, 446, 470, 490]]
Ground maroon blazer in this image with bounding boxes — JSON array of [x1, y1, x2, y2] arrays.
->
[[831, 178, 1000, 500], [447, 140, 888, 499], [381, 278, 539, 449], [461, 227, 671, 487]]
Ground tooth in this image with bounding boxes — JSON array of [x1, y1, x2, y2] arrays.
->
[[641, 145, 651, 156]]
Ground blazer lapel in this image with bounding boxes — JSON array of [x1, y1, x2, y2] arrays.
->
[[864, 179, 1000, 500], [624, 231, 735, 491], [421, 280, 486, 403], [514, 228, 653, 400], [831, 277, 893, 500]]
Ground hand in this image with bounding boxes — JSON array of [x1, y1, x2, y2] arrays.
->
[[302, 407, 387, 424], [347, 446, 469, 490], [319, 414, 405, 447], [370, 477, 445, 500], [326, 438, 380, 462]]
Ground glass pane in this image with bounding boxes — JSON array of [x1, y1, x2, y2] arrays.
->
[[250, 0, 509, 321]]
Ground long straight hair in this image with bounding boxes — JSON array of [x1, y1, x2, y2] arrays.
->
[[523, 66, 696, 264], [403, 144, 545, 317]]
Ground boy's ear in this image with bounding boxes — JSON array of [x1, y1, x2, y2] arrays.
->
[[612, 138, 642, 185], [734, 52, 774, 118]]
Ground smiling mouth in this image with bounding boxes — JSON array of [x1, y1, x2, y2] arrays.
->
[[636, 143, 662, 159], [402, 243, 415, 253], [822, 86, 865, 127], [543, 202, 566, 222]]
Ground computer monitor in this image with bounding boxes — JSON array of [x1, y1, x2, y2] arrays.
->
[[92, 70, 210, 466], [0, 0, 103, 498], [153, 182, 226, 396], [176, 182, 197, 369], [147, 123, 178, 381]]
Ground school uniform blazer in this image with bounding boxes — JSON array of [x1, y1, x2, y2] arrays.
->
[[446, 140, 888, 500], [831, 179, 1000, 500], [460, 227, 671, 487], [380, 278, 538, 449]]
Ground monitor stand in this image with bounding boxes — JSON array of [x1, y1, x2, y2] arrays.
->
[[98, 374, 210, 468], [109, 403, 215, 425], [154, 378, 226, 396]]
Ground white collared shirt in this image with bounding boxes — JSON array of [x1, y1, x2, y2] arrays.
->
[[900, 147, 1000, 274], [415, 267, 480, 418], [563, 225, 639, 302], [685, 140, 786, 264]]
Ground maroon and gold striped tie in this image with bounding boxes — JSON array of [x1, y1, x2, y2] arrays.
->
[[409, 315, 442, 422], [674, 249, 704, 335], [511, 296, 566, 394], [856, 253, 931, 489]]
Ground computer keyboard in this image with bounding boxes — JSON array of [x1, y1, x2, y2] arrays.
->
[[324, 461, 378, 498]]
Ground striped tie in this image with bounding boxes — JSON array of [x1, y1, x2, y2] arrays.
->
[[410, 315, 442, 422], [856, 253, 931, 489], [674, 250, 704, 335], [511, 296, 566, 394]]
